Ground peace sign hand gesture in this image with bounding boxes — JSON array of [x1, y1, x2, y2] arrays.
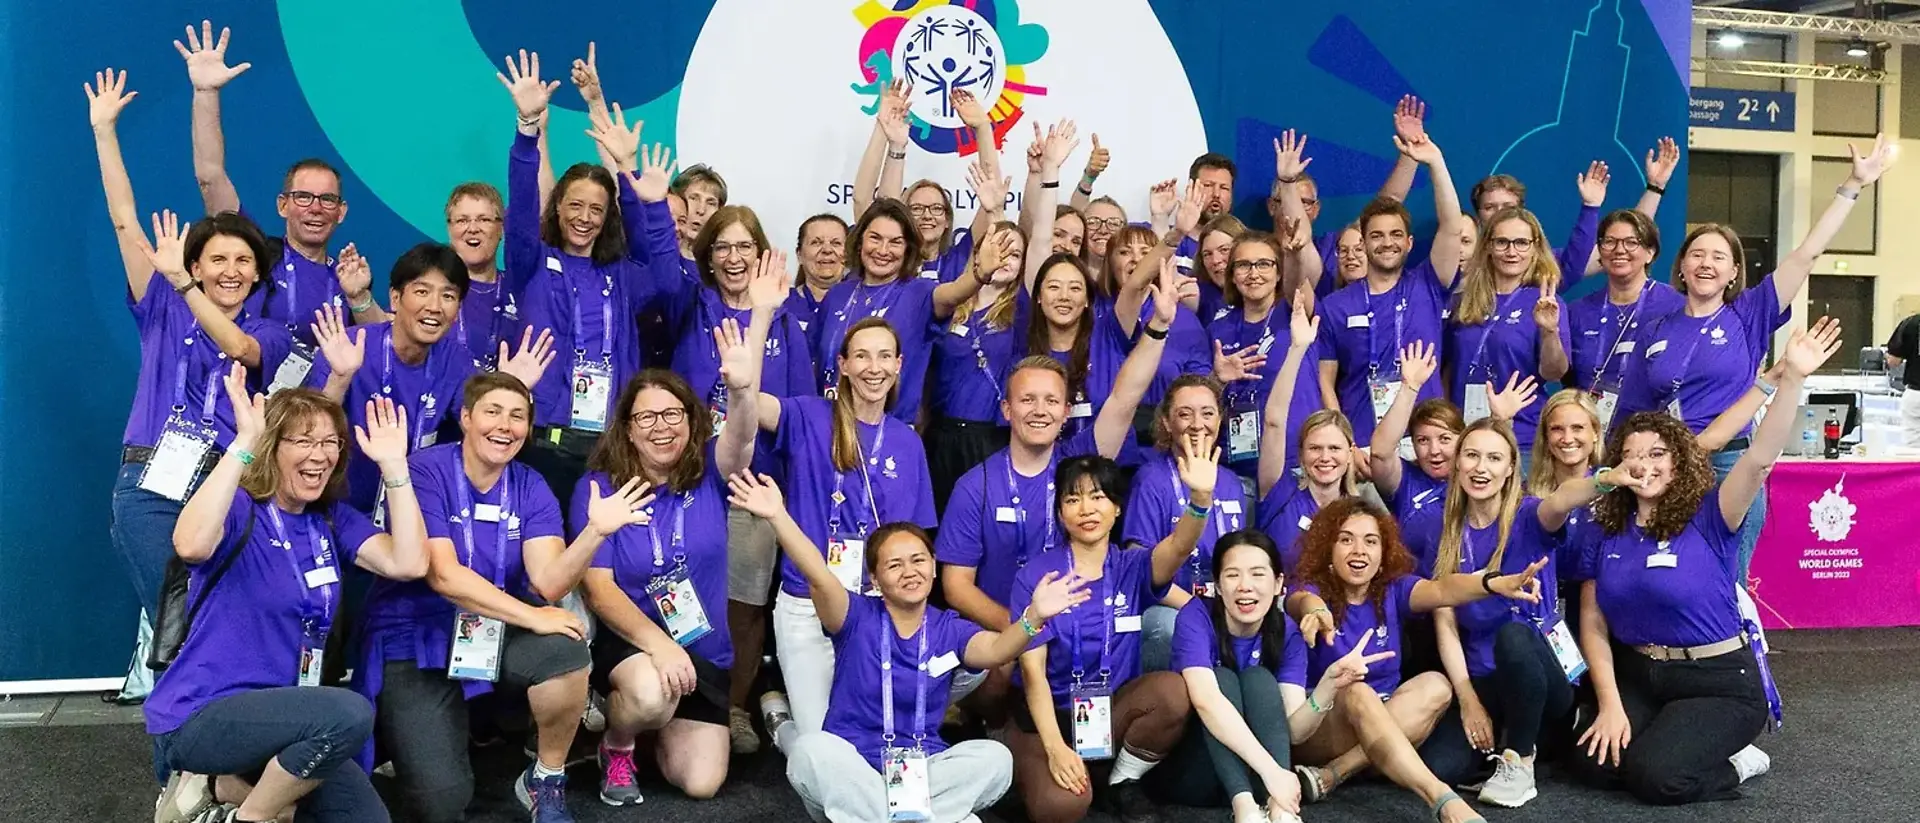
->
[[1319, 630, 1396, 690], [1487, 557, 1551, 604]]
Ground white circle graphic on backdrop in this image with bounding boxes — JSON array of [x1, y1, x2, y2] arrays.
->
[[893, 5, 1007, 131]]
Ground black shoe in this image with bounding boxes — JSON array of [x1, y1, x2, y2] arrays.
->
[[1107, 779, 1158, 823]]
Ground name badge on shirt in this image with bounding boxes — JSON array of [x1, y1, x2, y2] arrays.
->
[[995, 506, 1019, 524], [303, 565, 340, 589], [269, 340, 317, 395], [648, 564, 713, 646], [1115, 614, 1143, 634], [1069, 401, 1093, 419], [1612, 341, 1637, 356], [884, 748, 935, 822], [950, 324, 970, 337], [1220, 499, 1242, 515], [1646, 339, 1669, 356], [1297, 514, 1313, 531], [1070, 684, 1115, 760], [1347, 314, 1371, 329], [1463, 383, 1491, 425], [473, 503, 503, 523], [927, 651, 961, 678], [546, 256, 564, 272], [1647, 540, 1678, 568], [448, 612, 505, 682]]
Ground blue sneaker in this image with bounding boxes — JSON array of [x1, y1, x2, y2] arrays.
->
[[514, 764, 575, 823]]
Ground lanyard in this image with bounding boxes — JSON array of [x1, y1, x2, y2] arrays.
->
[[172, 355, 223, 424], [1069, 550, 1114, 685], [1590, 281, 1651, 389], [455, 468, 514, 590], [829, 423, 886, 536], [1662, 305, 1730, 396], [824, 280, 904, 390], [648, 490, 692, 571], [1166, 456, 1234, 573], [997, 450, 1056, 568], [705, 299, 753, 406], [567, 266, 616, 364], [280, 249, 300, 328], [879, 612, 931, 748], [966, 308, 1005, 406], [381, 330, 441, 444], [1464, 289, 1524, 382], [1460, 526, 1480, 572], [1365, 285, 1408, 380], [1230, 305, 1279, 404], [456, 280, 510, 368], [264, 504, 336, 625]]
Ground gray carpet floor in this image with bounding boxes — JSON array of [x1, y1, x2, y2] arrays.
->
[[7, 628, 1915, 823]]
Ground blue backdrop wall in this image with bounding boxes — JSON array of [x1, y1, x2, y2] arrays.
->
[[0, 0, 1688, 682]]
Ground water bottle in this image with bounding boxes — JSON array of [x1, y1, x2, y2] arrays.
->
[[1800, 409, 1819, 456]]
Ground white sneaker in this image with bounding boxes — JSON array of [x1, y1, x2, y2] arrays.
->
[[1730, 744, 1771, 784], [153, 771, 213, 823], [581, 690, 608, 733], [760, 690, 796, 750], [1477, 749, 1538, 808]]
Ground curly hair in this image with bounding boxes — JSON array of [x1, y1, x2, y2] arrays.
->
[[1592, 411, 1715, 540], [1292, 497, 1416, 628], [1151, 374, 1225, 453]]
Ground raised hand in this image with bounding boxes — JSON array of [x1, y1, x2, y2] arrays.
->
[[335, 242, 373, 300], [1577, 160, 1611, 207], [1173, 183, 1205, 237], [355, 396, 413, 469], [715, 317, 758, 390], [174, 20, 251, 91], [496, 49, 560, 121], [1213, 341, 1268, 383], [1083, 134, 1110, 178], [1488, 556, 1551, 604], [1594, 463, 1649, 494], [85, 68, 138, 129], [966, 158, 1011, 216], [312, 304, 366, 375], [570, 41, 603, 105], [1392, 95, 1428, 145], [497, 326, 558, 389], [1644, 136, 1680, 190], [222, 362, 265, 448], [586, 477, 656, 537], [1279, 215, 1307, 252], [746, 249, 791, 311], [879, 79, 912, 146], [971, 226, 1018, 284], [726, 471, 787, 520], [1393, 133, 1442, 165], [951, 89, 989, 130], [1533, 293, 1561, 332], [1026, 571, 1092, 621], [1025, 122, 1044, 175], [1175, 431, 1221, 503], [633, 143, 676, 203], [1040, 118, 1080, 175], [137, 210, 191, 288], [1398, 341, 1437, 390], [1148, 179, 1177, 224], [1783, 316, 1843, 378], [1273, 129, 1313, 182], [1847, 132, 1899, 186], [1289, 289, 1321, 349], [584, 102, 643, 173], [1319, 631, 1395, 689], [1486, 373, 1540, 422], [1151, 257, 1180, 327]]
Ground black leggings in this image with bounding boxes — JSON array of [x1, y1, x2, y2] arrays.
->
[[1421, 621, 1575, 785], [1564, 642, 1767, 805], [1148, 666, 1293, 807], [924, 416, 1007, 519]]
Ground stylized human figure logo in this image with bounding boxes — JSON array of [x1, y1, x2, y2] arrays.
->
[[1808, 477, 1856, 543], [850, 0, 1050, 155]]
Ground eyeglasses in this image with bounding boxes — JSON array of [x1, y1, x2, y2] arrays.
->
[[1598, 237, 1643, 252], [449, 216, 501, 230], [1490, 237, 1534, 252], [282, 190, 345, 210], [1268, 197, 1321, 209], [711, 241, 758, 258], [1231, 259, 1279, 274], [908, 205, 947, 218], [1085, 217, 1126, 232], [629, 408, 687, 429], [280, 436, 345, 454]]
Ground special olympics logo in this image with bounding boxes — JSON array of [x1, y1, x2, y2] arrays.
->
[[1808, 478, 1856, 543], [851, 0, 1050, 155]]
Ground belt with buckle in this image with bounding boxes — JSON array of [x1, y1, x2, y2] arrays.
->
[[121, 444, 223, 475], [1633, 634, 1745, 662]]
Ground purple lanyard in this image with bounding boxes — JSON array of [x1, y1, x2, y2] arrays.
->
[[966, 308, 1005, 406], [280, 248, 300, 327], [172, 356, 223, 425], [1591, 282, 1651, 389], [998, 450, 1056, 568], [879, 613, 931, 748], [648, 490, 692, 571], [567, 267, 616, 363], [264, 504, 336, 626], [1068, 550, 1115, 685], [455, 469, 513, 590], [1365, 285, 1408, 380], [456, 281, 510, 369], [824, 280, 905, 390], [828, 423, 885, 537], [1464, 289, 1524, 382], [1663, 306, 1730, 396], [380, 331, 439, 445]]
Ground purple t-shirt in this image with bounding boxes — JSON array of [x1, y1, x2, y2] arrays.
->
[[815, 277, 941, 426], [1615, 276, 1788, 436], [362, 444, 564, 682], [125, 272, 292, 449], [146, 490, 382, 734], [1301, 575, 1420, 696], [775, 396, 936, 596], [504, 131, 648, 429], [1256, 484, 1325, 574], [822, 594, 982, 768], [1421, 498, 1562, 678], [305, 322, 474, 514], [1443, 287, 1571, 448], [579, 456, 734, 669], [454, 275, 526, 371], [1120, 453, 1251, 592], [1390, 459, 1448, 522], [1139, 305, 1214, 408], [1208, 307, 1319, 476], [933, 431, 1099, 606], [933, 302, 1022, 423], [1316, 262, 1450, 446], [1565, 279, 1685, 393], [1589, 488, 1743, 648], [243, 243, 346, 347], [1033, 310, 1136, 461], [787, 285, 832, 361], [922, 232, 975, 284], [1169, 596, 1309, 688], [1011, 545, 1170, 707]]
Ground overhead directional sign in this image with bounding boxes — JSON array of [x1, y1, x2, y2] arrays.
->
[[1690, 87, 1795, 132]]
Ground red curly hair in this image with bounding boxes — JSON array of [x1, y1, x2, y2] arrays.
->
[[1292, 497, 1417, 627]]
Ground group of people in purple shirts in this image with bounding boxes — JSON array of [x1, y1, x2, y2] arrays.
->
[[97, 22, 1896, 823]]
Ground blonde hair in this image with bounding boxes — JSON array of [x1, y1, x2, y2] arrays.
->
[[1527, 389, 1603, 497], [1455, 207, 1560, 326], [241, 389, 351, 505], [832, 318, 902, 472], [1433, 418, 1524, 577], [1295, 409, 1360, 496], [948, 220, 1024, 334]]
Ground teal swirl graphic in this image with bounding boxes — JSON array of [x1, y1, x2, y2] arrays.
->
[[277, 0, 680, 239]]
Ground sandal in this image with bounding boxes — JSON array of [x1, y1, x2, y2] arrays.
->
[[1428, 789, 1487, 823], [1294, 764, 1329, 804]]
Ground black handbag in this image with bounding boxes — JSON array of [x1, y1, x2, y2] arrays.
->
[[147, 507, 255, 672]]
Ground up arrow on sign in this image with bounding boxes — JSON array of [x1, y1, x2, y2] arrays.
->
[[1690, 87, 1796, 132]]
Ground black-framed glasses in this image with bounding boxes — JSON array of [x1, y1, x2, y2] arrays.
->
[[629, 408, 687, 429], [1490, 237, 1534, 252], [1085, 217, 1126, 232], [280, 436, 345, 454], [1598, 237, 1643, 252], [908, 205, 947, 218], [282, 190, 344, 210], [711, 241, 759, 258], [1231, 259, 1279, 274]]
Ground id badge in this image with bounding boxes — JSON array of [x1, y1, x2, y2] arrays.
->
[[269, 339, 317, 395], [1665, 397, 1684, 424], [1191, 564, 1216, 598], [1368, 379, 1401, 422], [1542, 619, 1588, 683], [1069, 401, 1093, 419], [710, 405, 728, 440], [297, 623, 327, 687], [138, 417, 214, 502], [1591, 389, 1620, 431], [826, 537, 867, 593], [1070, 684, 1114, 760], [883, 747, 935, 823], [570, 359, 613, 432], [648, 565, 713, 646], [448, 611, 505, 682], [1227, 408, 1259, 464], [1463, 383, 1491, 425], [373, 485, 388, 530]]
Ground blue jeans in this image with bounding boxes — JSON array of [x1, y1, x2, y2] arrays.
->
[[1141, 603, 1178, 673], [154, 687, 387, 823], [111, 461, 207, 624], [1710, 447, 1766, 582]]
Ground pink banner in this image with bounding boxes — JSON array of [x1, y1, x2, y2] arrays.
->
[[1750, 460, 1920, 629]]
